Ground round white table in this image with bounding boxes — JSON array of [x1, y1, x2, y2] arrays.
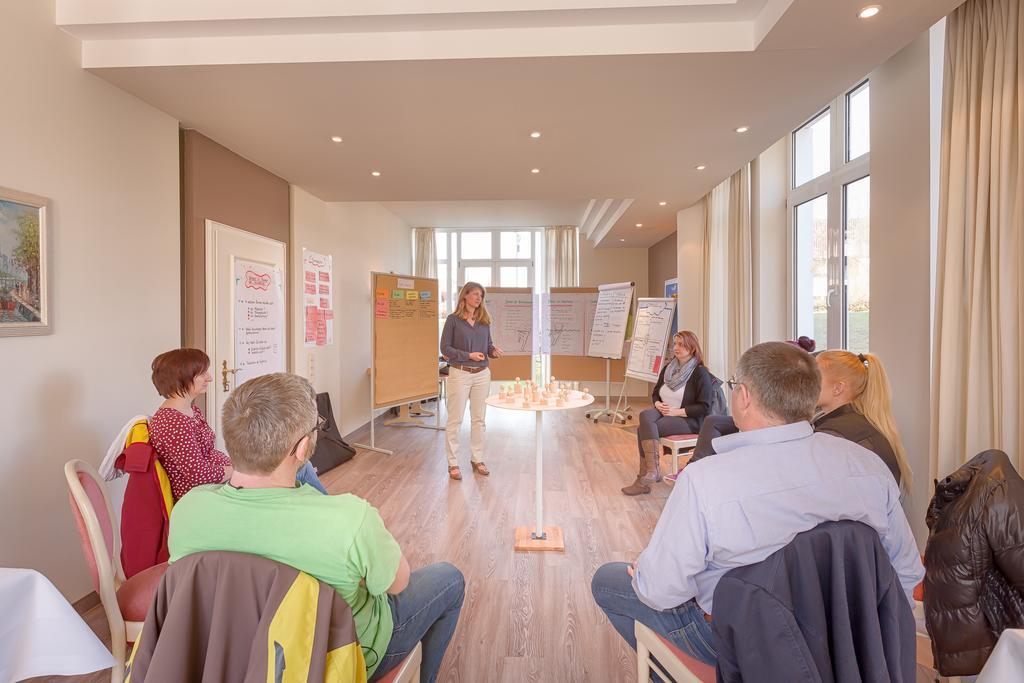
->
[[486, 389, 594, 551], [0, 568, 113, 681]]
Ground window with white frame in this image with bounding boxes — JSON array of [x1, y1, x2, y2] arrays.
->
[[791, 79, 870, 353], [435, 228, 543, 333]]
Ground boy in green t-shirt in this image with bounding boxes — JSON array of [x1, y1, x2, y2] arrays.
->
[[168, 373, 464, 682]]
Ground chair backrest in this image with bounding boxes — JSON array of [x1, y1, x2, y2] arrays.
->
[[65, 459, 123, 593], [127, 551, 367, 682]]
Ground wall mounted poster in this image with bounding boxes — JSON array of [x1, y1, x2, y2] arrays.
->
[[234, 258, 285, 385], [302, 249, 334, 347]]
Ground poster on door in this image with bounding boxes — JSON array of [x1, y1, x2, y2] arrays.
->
[[302, 249, 334, 347], [234, 259, 285, 386]]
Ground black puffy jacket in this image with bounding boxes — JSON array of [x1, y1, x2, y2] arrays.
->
[[923, 449, 1024, 676]]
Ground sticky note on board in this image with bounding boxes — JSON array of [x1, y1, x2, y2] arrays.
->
[[376, 288, 388, 300], [406, 290, 418, 300], [304, 283, 316, 295], [391, 289, 403, 299], [304, 271, 316, 283], [375, 299, 390, 318], [318, 272, 330, 282], [420, 291, 431, 299], [397, 278, 415, 290], [319, 284, 330, 295]]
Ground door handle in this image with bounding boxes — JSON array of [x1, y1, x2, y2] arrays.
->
[[221, 360, 238, 392]]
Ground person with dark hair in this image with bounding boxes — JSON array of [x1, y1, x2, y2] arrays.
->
[[148, 348, 327, 499], [591, 342, 923, 666], [622, 330, 716, 496]]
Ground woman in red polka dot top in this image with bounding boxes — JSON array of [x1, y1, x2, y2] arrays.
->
[[149, 348, 327, 500]]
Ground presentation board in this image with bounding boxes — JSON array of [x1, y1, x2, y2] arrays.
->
[[587, 282, 635, 359], [548, 287, 627, 382], [625, 298, 677, 383], [486, 287, 534, 381], [371, 272, 439, 408]]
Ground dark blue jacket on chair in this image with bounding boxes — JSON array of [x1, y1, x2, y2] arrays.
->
[[711, 520, 916, 682]]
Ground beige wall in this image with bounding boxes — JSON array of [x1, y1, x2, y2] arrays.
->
[[291, 188, 412, 436], [870, 31, 934, 546], [181, 130, 291, 378], [0, 1, 180, 599], [579, 238, 649, 298], [676, 202, 705, 337], [647, 232, 677, 298]]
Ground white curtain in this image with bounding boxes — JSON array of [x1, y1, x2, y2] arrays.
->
[[703, 164, 753, 379], [545, 225, 578, 288], [932, 0, 1024, 477], [412, 227, 436, 278]]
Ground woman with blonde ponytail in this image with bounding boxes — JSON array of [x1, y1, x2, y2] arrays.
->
[[814, 351, 912, 490]]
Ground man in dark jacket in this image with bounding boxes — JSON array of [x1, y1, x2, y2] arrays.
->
[[924, 449, 1024, 676]]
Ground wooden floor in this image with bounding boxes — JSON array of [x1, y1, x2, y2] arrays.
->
[[38, 400, 938, 683]]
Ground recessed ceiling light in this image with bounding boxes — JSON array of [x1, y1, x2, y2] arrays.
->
[[330, 136, 343, 143], [371, 171, 381, 177], [619, 238, 626, 242], [696, 165, 707, 171], [735, 126, 750, 134], [635, 223, 643, 228], [530, 131, 542, 139], [858, 5, 880, 19], [531, 168, 541, 174], [658, 201, 667, 206]]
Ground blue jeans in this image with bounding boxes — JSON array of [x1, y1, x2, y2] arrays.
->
[[296, 460, 328, 495], [370, 562, 465, 683], [591, 562, 717, 666]]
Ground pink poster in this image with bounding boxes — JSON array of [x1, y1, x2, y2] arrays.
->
[[304, 305, 317, 344], [375, 299, 390, 318]]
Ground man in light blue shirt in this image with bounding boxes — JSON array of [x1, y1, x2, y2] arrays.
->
[[591, 341, 924, 665]]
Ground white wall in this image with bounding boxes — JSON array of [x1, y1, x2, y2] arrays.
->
[[0, 1, 180, 599], [870, 31, 933, 546], [579, 238, 649, 297], [291, 188, 413, 435], [751, 139, 789, 344]]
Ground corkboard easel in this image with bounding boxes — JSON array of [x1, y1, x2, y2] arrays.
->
[[549, 287, 627, 382]]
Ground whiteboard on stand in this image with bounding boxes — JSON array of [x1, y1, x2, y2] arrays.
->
[[586, 282, 634, 359], [625, 298, 677, 383]]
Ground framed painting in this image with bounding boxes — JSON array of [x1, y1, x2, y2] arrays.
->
[[0, 187, 50, 336]]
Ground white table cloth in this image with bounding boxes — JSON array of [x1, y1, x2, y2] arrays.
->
[[0, 568, 113, 681], [978, 628, 1024, 682]]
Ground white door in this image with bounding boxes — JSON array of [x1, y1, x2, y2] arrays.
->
[[205, 220, 287, 450]]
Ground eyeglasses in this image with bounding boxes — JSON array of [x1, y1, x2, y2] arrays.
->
[[726, 377, 743, 392], [288, 414, 327, 456]]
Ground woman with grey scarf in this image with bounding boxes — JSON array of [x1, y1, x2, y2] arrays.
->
[[622, 330, 716, 496]]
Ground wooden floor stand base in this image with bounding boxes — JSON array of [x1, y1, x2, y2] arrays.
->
[[514, 525, 565, 552]]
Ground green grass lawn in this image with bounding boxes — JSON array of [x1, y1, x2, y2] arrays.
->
[[814, 311, 869, 353]]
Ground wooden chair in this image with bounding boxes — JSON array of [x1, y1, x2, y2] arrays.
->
[[635, 621, 716, 682], [377, 642, 422, 683], [65, 460, 167, 683], [660, 434, 699, 479]]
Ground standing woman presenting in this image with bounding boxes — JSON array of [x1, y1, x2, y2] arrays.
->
[[441, 282, 503, 481]]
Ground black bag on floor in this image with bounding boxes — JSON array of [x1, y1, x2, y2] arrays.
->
[[310, 392, 356, 475]]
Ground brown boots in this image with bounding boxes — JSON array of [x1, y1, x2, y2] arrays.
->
[[621, 439, 663, 496]]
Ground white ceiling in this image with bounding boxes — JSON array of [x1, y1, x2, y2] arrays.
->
[[58, 0, 961, 247]]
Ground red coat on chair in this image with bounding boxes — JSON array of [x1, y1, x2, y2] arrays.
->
[[115, 432, 174, 579]]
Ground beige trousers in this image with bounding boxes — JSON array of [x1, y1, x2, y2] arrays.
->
[[444, 366, 490, 467]]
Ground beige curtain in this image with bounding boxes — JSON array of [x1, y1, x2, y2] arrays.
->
[[412, 227, 436, 278], [703, 164, 753, 379], [932, 0, 1024, 478], [545, 225, 578, 288]]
